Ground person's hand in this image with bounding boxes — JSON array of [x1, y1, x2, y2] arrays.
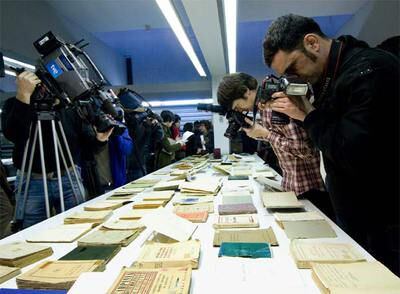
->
[[270, 92, 315, 121], [94, 127, 114, 142], [16, 71, 41, 104], [242, 117, 269, 139]]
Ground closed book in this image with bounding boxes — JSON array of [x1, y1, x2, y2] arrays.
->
[[213, 227, 278, 247], [153, 180, 185, 191], [0, 243, 53, 268], [142, 191, 175, 201], [0, 265, 21, 284], [173, 202, 214, 214], [218, 203, 257, 215], [101, 220, 145, 231], [132, 240, 201, 269], [59, 245, 121, 265], [213, 214, 259, 229], [175, 211, 209, 223], [64, 211, 112, 225], [283, 220, 337, 239], [16, 260, 103, 290], [26, 224, 93, 243], [132, 200, 165, 209], [222, 195, 253, 205], [261, 191, 304, 209], [77, 229, 143, 247], [218, 242, 271, 258], [311, 262, 400, 294], [119, 209, 155, 220], [107, 267, 191, 294], [274, 211, 324, 229], [0, 289, 67, 293], [228, 175, 249, 180], [290, 240, 366, 269], [83, 200, 125, 211]]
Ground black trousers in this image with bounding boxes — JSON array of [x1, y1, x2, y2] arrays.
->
[[298, 189, 336, 221]]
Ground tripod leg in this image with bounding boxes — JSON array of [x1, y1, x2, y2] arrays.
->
[[16, 124, 38, 222], [16, 124, 33, 199], [37, 121, 51, 218], [57, 121, 86, 200], [51, 120, 65, 212]]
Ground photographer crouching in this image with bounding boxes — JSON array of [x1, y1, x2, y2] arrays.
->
[[2, 71, 113, 229]]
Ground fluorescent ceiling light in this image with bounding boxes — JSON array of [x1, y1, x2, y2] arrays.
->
[[144, 98, 213, 107], [156, 0, 207, 77], [223, 0, 237, 73], [3, 56, 36, 71], [4, 70, 16, 76]]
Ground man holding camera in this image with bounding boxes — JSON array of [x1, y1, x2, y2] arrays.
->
[[262, 14, 399, 274], [217, 73, 333, 219], [2, 71, 113, 229]]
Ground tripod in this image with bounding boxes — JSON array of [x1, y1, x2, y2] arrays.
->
[[15, 110, 85, 225]]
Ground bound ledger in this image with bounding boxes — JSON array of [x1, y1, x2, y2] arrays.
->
[[218, 242, 271, 258], [132, 240, 201, 269], [16, 260, 103, 290], [173, 202, 214, 214], [175, 211, 208, 223], [107, 266, 191, 294], [261, 191, 304, 209], [0, 265, 21, 284], [221, 195, 253, 205], [290, 240, 366, 269], [77, 229, 143, 247], [26, 224, 93, 243], [218, 203, 257, 215], [64, 210, 112, 225], [274, 211, 324, 229], [213, 214, 259, 229], [132, 200, 165, 209], [283, 220, 337, 239], [153, 180, 185, 191], [0, 243, 53, 268], [311, 262, 400, 294], [213, 227, 278, 246], [83, 200, 126, 211], [142, 190, 175, 201], [59, 245, 121, 266]]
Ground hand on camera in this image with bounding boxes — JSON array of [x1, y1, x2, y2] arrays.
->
[[242, 117, 269, 139], [94, 127, 114, 142], [16, 71, 41, 104], [270, 92, 314, 121]]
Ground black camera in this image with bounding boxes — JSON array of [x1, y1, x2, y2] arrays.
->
[[197, 103, 252, 139], [32, 31, 126, 136], [257, 75, 309, 124]]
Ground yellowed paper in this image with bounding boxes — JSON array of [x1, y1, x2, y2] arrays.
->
[[26, 224, 93, 243], [213, 214, 259, 229], [262, 191, 304, 209], [213, 227, 278, 246]]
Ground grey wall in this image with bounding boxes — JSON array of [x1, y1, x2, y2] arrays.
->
[[0, 0, 126, 88], [336, 0, 400, 46]]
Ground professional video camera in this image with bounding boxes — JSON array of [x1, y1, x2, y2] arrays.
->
[[31, 31, 126, 135], [197, 103, 252, 139], [257, 75, 310, 124]]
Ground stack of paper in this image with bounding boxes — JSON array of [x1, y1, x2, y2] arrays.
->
[[84, 200, 126, 211], [218, 203, 257, 215], [64, 211, 112, 225], [175, 211, 209, 223], [132, 200, 166, 209], [153, 180, 185, 191], [142, 190, 175, 201], [59, 245, 121, 266], [16, 260, 103, 290], [173, 202, 214, 214], [261, 191, 304, 209], [0, 243, 53, 267], [132, 240, 201, 269], [213, 215, 259, 229], [140, 208, 198, 242], [107, 267, 191, 294], [311, 262, 400, 293], [290, 240, 366, 269], [0, 265, 21, 284], [101, 220, 145, 231], [77, 229, 143, 247], [274, 211, 325, 229], [119, 209, 155, 220], [26, 224, 93, 243], [213, 228, 278, 247]]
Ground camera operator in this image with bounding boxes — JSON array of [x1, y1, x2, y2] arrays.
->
[[155, 110, 185, 169], [262, 14, 399, 274], [217, 72, 333, 219], [197, 120, 214, 154], [2, 71, 113, 229]]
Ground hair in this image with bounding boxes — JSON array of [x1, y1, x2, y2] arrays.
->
[[263, 14, 327, 67], [174, 114, 181, 123], [217, 72, 258, 109], [183, 122, 193, 132], [160, 110, 175, 123], [200, 120, 212, 130], [376, 36, 400, 58]]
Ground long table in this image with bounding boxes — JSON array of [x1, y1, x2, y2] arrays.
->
[[0, 155, 375, 293]]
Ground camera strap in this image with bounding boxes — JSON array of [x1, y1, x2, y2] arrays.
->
[[316, 39, 343, 104]]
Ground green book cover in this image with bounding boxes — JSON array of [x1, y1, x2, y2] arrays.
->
[[222, 195, 253, 205], [228, 175, 249, 180], [218, 242, 271, 258], [59, 245, 121, 264]]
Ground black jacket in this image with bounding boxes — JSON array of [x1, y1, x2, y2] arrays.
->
[[2, 98, 106, 173], [304, 36, 399, 231]]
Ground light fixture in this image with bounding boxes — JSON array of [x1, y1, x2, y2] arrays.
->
[[223, 0, 237, 73], [144, 98, 213, 107], [3, 56, 36, 71], [156, 0, 207, 77]]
